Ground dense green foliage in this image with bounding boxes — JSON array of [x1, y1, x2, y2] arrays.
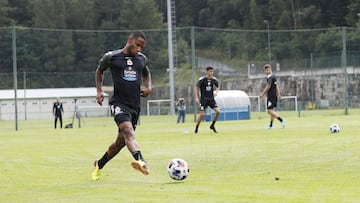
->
[[0, 0, 360, 88], [1, 0, 360, 29]]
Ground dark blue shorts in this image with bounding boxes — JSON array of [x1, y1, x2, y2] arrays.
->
[[110, 104, 139, 130], [199, 98, 218, 111], [266, 97, 277, 109]]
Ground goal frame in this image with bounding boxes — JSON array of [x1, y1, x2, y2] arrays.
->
[[146, 99, 171, 116], [279, 96, 298, 111]]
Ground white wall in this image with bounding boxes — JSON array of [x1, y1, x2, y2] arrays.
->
[[0, 97, 109, 120]]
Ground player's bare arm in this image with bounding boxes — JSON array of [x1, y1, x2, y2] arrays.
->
[[141, 66, 152, 97], [214, 85, 220, 97], [276, 85, 282, 100], [95, 65, 104, 105], [194, 86, 200, 104], [259, 84, 270, 99]]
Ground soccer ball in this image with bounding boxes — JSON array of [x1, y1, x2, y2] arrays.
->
[[329, 124, 340, 133], [167, 158, 189, 181]]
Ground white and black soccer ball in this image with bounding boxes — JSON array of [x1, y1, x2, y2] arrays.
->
[[329, 124, 340, 133], [167, 158, 189, 181]]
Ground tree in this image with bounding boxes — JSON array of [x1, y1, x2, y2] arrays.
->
[[246, 0, 267, 29], [345, 0, 360, 27], [65, 0, 101, 72], [94, 0, 123, 29], [118, 0, 163, 30], [65, 0, 96, 30], [0, 0, 12, 26], [30, 0, 75, 72], [0, 0, 11, 73], [8, 0, 32, 26], [164, 0, 207, 27], [318, 0, 350, 27]]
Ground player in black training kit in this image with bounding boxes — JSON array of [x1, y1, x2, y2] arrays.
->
[[194, 66, 221, 133], [92, 31, 152, 180], [52, 97, 63, 129], [259, 64, 286, 129]]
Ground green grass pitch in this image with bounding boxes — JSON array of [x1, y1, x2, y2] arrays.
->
[[0, 109, 359, 203]]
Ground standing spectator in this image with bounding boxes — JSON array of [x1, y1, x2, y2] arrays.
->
[[194, 66, 221, 133], [52, 97, 63, 129], [176, 97, 186, 123]]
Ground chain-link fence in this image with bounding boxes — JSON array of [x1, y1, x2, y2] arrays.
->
[[1, 26, 360, 118]]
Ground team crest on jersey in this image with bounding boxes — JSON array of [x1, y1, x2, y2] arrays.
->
[[127, 58, 133, 66]]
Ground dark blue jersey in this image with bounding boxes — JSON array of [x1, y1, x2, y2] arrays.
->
[[98, 49, 149, 109], [196, 76, 219, 100], [266, 73, 277, 100]]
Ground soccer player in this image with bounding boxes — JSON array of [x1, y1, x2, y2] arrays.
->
[[92, 31, 152, 180], [52, 97, 63, 129], [194, 66, 221, 133], [259, 64, 286, 129]]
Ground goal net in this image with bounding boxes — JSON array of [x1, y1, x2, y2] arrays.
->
[[146, 99, 171, 116]]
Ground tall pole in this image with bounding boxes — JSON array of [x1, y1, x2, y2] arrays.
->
[[341, 27, 348, 115], [167, 0, 175, 115], [23, 71, 27, 120], [310, 53, 314, 103], [12, 26, 18, 131], [264, 20, 271, 63], [191, 27, 197, 122]]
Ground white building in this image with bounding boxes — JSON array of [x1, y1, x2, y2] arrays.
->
[[0, 88, 109, 120]]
